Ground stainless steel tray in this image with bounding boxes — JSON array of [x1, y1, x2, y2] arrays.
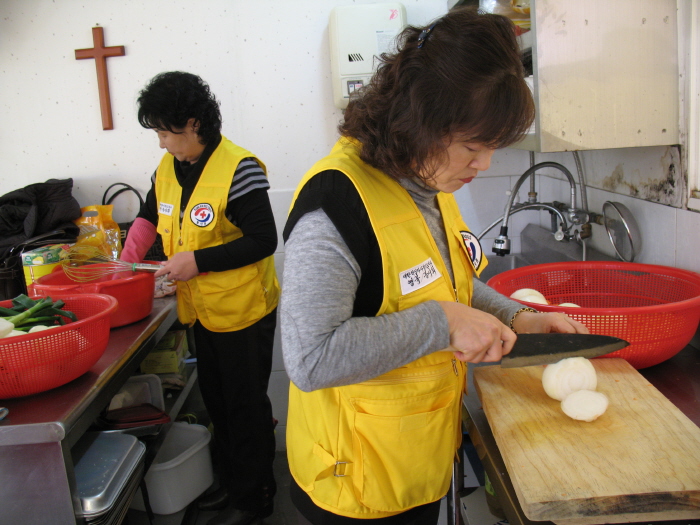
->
[[73, 431, 146, 518]]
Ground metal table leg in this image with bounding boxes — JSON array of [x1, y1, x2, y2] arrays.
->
[[447, 454, 466, 525]]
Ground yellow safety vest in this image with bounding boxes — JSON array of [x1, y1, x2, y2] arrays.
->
[[286, 138, 488, 519], [155, 136, 279, 332]]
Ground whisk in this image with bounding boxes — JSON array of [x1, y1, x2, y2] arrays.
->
[[60, 245, 162, 282]]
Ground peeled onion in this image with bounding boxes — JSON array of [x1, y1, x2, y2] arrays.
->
[[541, 356, 597, 401], [558, 302, 580, 307], [29, 325, 54, 333], [0, 318, 13, 338], [510, 288, 547, 302], [561, 389, 609, 421], [2, 330, 26, 339], [520, 294, 549, 305]]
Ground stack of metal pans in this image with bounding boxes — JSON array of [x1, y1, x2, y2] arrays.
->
[[73, 431, 146, 524]]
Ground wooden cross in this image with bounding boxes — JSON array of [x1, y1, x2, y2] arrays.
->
[[75, 27, 125, 130]]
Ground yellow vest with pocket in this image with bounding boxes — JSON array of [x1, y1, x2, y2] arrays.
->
[[155, 136, 279, 331], [286, 138, 487, 519]]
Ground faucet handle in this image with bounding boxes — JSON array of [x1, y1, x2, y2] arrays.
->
[[568, 208, 590, 226]]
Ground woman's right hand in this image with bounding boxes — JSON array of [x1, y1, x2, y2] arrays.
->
[[438, 301, 516, 364]]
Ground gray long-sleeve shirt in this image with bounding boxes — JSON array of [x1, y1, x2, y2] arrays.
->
[[280, 177, 525, 392]]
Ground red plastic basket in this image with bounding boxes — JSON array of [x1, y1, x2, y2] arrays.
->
[[32, 266, 154, 327], [0, 294, 118, 399], [487, 261, 700, 369]]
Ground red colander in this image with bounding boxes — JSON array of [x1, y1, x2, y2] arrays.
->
[[0, 294, 117, 399], [487, 261, 700, 369]]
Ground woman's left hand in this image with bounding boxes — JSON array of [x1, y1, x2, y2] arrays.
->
[[511, 311, 589, 334]]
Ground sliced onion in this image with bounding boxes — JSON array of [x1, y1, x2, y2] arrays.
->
[[561, 389, 609, 421]]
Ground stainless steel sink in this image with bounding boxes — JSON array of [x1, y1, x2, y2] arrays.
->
[[478, 254, 529, 283]]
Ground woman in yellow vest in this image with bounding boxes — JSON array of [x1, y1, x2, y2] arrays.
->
[[281, 8, 588, 525], [121, 72, 280, 525]]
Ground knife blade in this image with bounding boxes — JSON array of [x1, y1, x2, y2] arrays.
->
[[500, 333, 629, 368]]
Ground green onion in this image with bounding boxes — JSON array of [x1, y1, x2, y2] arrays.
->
[[0, 295, 79, 338]]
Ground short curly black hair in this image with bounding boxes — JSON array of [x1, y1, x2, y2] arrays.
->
[[137, 71, 222, 145], [339, 7, 534, 182]]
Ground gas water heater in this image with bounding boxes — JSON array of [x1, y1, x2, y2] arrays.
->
[[329, 3, 407, 109]]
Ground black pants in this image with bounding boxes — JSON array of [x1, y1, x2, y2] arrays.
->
[[291, 480, 441, 525], [194, 308, 277, 511]]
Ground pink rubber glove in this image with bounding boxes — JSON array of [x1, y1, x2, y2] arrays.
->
[[120, 217, 157, 263]]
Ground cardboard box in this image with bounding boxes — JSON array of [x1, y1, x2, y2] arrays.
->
[[23, 262, 60, 285], [158, 361, 190, 390], [22, 244, 71, 266], [140, 330, 189, 374], [21, 244, 72, 285]]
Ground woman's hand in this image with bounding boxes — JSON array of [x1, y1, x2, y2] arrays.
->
[[511, 311, 589, 335], [438, 301, 516, 364], [154, 251, 199, 282]]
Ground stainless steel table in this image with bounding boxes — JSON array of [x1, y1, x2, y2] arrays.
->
[[462, 343, 700, 525], [0, 296, 178, 525]]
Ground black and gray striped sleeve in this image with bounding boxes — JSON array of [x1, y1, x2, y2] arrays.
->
[[228, 157, 269, 202], [194, 157, 277, 273]]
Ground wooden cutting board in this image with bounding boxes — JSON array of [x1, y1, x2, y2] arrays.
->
[[474, 358, 700, 524]]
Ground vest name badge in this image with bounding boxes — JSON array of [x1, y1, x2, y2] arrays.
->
[[399, 257, 442, 295], [159, 202, 174, 216], [191, 203, 215, 227], [460, 230, 483, 272]]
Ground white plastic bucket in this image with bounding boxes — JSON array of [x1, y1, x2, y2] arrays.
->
[[130, 422, 214, 514]]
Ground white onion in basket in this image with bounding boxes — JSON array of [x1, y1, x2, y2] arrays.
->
[[542, 357, 597, 401], [510, 288, 547, 302], [0, 318, 14, 338], [2, 330, 26, 339], [29, 325, 57, 333], [558, 302, 581, 307], [561, 389, 609, 421], [520, 294, 549, 305]]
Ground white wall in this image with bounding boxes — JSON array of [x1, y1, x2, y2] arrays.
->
[[3, 0, 700, 449], [0, 0, 445, 221], [0, 0, 448, 449]]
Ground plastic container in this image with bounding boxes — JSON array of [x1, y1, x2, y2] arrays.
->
[[100, 374, 170, 435], [108, 374, 164, 411], [0, 294, 118, 399], [488, 261, 700, 369], [130, 422, 214, 515], [33, 266, 154, 327]]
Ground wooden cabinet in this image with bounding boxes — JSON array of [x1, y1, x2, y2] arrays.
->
[[514, 0, 679, 152]]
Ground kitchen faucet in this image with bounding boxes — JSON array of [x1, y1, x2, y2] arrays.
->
[[478, 161, 590, 255]]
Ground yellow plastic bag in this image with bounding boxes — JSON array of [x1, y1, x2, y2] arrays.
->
[[74, 205, 122, 260]]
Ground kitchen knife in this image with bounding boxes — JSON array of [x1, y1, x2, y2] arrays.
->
[[500, 333, 629, 368]]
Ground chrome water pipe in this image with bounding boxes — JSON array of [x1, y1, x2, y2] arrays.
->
[[477, 202, 569, 242], [491, 161, 582, 256]]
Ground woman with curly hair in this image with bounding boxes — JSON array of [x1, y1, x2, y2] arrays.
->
[[281, 7, 587, 525]]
